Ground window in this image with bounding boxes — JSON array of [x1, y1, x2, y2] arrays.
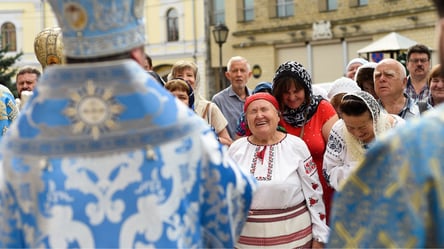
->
[[319, 0, 337, 11], [211, 0, 225, 25], [350, 0, 368, 6], [244, 0, 255, 21], [1, 22, 16, 51], [166, 8, 179, 42], [276, 0, 294, 18], [237, 0, 254, 22], [327, 0, 338, 10]]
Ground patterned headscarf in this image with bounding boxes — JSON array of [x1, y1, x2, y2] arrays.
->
[[341, 91, 393, 161], [272, 61, 323, 127], [346, 58, 368, 72], [342, 91, 380, 129]]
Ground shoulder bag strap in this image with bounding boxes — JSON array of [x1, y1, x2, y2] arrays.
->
[[202, 103, 211, 122]]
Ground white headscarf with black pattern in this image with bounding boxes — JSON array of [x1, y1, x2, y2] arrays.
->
[[341, 91, 393, 161], [272, 61, 324, 127]]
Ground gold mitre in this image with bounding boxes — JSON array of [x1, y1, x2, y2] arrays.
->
[[34, 27, 65, 69]]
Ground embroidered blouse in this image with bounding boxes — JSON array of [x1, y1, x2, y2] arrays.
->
[[228, 133, 329, 242]]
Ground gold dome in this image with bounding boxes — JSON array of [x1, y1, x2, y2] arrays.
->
[[34, 27, 64, 69]]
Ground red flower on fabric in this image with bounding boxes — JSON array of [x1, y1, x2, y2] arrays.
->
[[319, 213, 326, 220], [309, 197, 318, 206], [312, 182, 319, 190]]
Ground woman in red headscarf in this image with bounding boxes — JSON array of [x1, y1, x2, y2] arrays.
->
[[228, 93, 329, 249]]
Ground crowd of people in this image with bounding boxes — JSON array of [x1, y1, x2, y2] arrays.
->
[[1, 0, 443, 248], [0, 0, 255, 248]]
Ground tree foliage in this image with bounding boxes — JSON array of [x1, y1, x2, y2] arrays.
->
[[0, 44, 23, 98]]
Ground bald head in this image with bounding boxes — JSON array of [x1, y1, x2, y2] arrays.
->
[[376, 59, 406, 77], [374, 58, 407, 101]]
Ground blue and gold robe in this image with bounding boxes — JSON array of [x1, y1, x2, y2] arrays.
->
[[328, 105, 444, 248], [0, 60, 256, 248]]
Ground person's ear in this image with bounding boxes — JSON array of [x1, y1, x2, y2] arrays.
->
[[224, 71, 230, 79], [402, 75, 408, 88], [130, 46, 145, 67]]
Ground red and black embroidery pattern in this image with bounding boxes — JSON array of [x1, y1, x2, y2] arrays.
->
[[250, 145, 275, 181]]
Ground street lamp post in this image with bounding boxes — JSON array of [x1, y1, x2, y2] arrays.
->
[[212, 24, 229, 90]]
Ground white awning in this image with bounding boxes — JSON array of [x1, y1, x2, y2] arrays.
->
[[357, 32, 418, 54]]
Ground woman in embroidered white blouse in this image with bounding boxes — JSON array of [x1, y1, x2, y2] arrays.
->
[[323, 91, 405, 190], [228, 92, 329, 249]]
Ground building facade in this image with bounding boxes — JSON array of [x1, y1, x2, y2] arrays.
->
[[1, 0, 438, 99], [210, 0, 438, 92], [145, 0, 213, 98], [0, 0, 57, 69]]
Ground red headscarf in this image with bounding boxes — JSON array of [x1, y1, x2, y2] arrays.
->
[[244, 92, 280, 113]]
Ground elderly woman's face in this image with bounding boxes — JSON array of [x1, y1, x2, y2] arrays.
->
[[430, 76, 444, 104], [282, 83, 305, 109], [175, 68, 196, 89], [346, 63, 362, 79], [342, 111, 375, 144], [246, 99, 280, 137]]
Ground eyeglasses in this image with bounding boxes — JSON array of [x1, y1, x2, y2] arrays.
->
[[408, 58, 429, 64]]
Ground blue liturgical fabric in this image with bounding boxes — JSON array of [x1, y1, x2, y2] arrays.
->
[[0, 59, 256, 248], [328, 105, 444, 248], [0, 85, 17, 138]]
